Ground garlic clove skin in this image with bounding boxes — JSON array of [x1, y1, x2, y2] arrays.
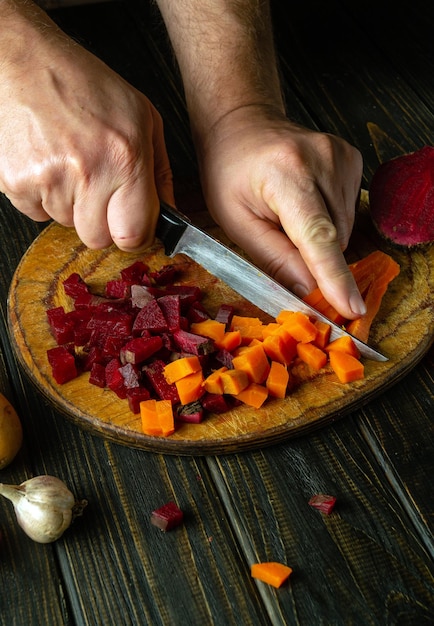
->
[[0, 475, 86, 544]]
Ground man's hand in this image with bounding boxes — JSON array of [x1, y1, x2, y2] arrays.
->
[[200, 107, 365, 319], [0, 0, 174, 251]]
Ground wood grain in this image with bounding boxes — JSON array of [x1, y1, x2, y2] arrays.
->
[[7, 193, 433, 454]]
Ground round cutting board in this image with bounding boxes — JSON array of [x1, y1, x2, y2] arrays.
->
[[7, 193, 434, 454]]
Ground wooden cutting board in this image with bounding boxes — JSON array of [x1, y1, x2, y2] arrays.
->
[[7, 192, 434, 455]]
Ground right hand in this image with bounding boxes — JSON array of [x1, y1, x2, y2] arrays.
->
[[0, 6, 174, 251]]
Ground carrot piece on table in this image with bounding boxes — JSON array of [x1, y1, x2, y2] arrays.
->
[[155, 400, 175, 436], [232, 343, 270, 384], [266, 361, 289, 399], [325, 335, 360, 358], [203, 366, 228, 395], [175, 370, 204, 405], [251, 562, 293, 588], [302, 287, 324, 308], [296, 342, 328, 371], [230, 315, 264, 344], [190, 319, 226, 343], [313, 320, 331, 349], [236, 382, 269, 408], [214, 330, 242, 352], [163, 355, 202, 384], [220, 369, 249, 395], [261, 322, 281, 339], [328, 350, 364, 383], [278, 311, 318, 343]]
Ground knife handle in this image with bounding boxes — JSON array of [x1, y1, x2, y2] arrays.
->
[[156, 203, 189, 256]]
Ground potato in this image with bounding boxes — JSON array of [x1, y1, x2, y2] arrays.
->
[[0, 393, 23, 470]]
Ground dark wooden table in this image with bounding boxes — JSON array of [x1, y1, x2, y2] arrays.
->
[[1, 1, 433, 624]]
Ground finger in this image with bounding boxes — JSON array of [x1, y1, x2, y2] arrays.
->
[[151, 108, 175, 207]]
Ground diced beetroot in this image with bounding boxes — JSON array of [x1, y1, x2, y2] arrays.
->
[[89, 362, 106, 388], [176, 401, 204, 423], [215, 304, 235, 328], [172, 329, 215, 355], [163, 285, 202, 309], [132, 298, 168, 334], [150, 501, 184, 531], [81, 346, 104, 371], [369, 146, 434, 247], [201, 392, 233, 414], [47, 345, 78, 384], [158, 294, 181, 331], [102, 334, 132, 359], [120, 336, 163, 365], [149, 264, 178, 285], [308, 494, 337, 515], [130, 284, 154, 309], [87, 310, 133, 337], [186, 301, 210, 324], [46, 306, 75, 344], [62, 273, 90, 299], [126, 386, 151, 414], [105, 279, 131, 299], [105, 358, 127, 399], [120, 260, 149, 284], [119, 362, 140, 389], [214, 349, 234, 370], [143, 360, 180, 403]]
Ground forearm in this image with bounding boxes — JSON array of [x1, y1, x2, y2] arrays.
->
[[156, 0, 285, 150]]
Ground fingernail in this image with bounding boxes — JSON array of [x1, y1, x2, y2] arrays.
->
[[292, 283, 310, 298], [350, 293, 367, 317]]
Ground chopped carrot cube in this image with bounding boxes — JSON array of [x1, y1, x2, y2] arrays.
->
[[220, 369, 249, 395], [313, 320, 331, 349], [175, 370, 204, 404], [251, 562, 293, 588], [278, 311, 318, 343], [190, 319, 226, 342], [236, 383, 269, 408], [266, 361, 289, 399], [163, 355, 202, 384], [215, 330, 242, 351], [325, 335, 360, 358], [232, 343, 270, 384], [203, 366, 228, 395], [329, 350, 364, 383], [296, 342, 328, 371]]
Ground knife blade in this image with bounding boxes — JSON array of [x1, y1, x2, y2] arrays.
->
[[156, 203, 387, 362]]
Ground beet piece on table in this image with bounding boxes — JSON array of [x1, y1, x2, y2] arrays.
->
[[150, 501, 184, 531], [132, 298, 168, 334], [47, 345, 78, 384], [143, 359, 180, 403], [120, 336, 163, 365], [172, 329, 215, 355]]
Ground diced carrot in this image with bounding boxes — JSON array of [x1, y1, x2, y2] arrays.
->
[[263, 331, 297, 365], [325, 336, 360, 358], [140, 399, 162, 436], [261, 322, 281, 339], [175, 370, 204, 404], [278, 311, 318, 343], [220, 369, 249, 395], [296, 342, 328, 371], [302, 288, 324, 308], [232, 343, 270, 384], [328, 350, 364, 383], [214, 330, 242, 351], [230, 315, 263, 330], [203, 366, 228, 395], [266, 361, 289, 399], [313, 320, 331, 349], [163, 355, 202, 384], [251, 562, 293, 588], [236, 383, 269, 408], [190, 319, 226, 343], [140, 399, 175, 436]]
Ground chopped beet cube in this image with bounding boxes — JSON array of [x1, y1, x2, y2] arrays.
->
[[186, 301, 210, 324], [201, 392, 233, 414], [158, 294, 182, 331], [126, 386, 151, 413], [47, 345, 78, 384], [150, 501, 184, 531], [215, 304, 235, 328], [308, 494, 337, 515], [143, 360, 180, 403], [163, 285, 202, 309], [172, 329, 215, 355], [120, 336, 163, 365], [132, 298, 168, 334], [149, 264, 178, 285], [214, 349, 234, 370], [89, 362, 106, 388], [130, 284, 154, 309], [46, 306, 75, 344], [62, 273, 90, 299], [176, 400, 204, 423], [120, 260, 149, 284], [105, 279, 131, 299], [102, 334, 131, 359], [81, 346, 104, 371], [105, 358, 127, 398], [119, 362, 140, 389]]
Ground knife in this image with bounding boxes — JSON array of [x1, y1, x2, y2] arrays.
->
[[156, 203, 387, 362]]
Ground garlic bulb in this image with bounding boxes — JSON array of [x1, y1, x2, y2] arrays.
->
[[0, 475, 87, 543]]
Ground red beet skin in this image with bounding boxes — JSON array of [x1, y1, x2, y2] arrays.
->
[[369, 146, 434, 247]]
